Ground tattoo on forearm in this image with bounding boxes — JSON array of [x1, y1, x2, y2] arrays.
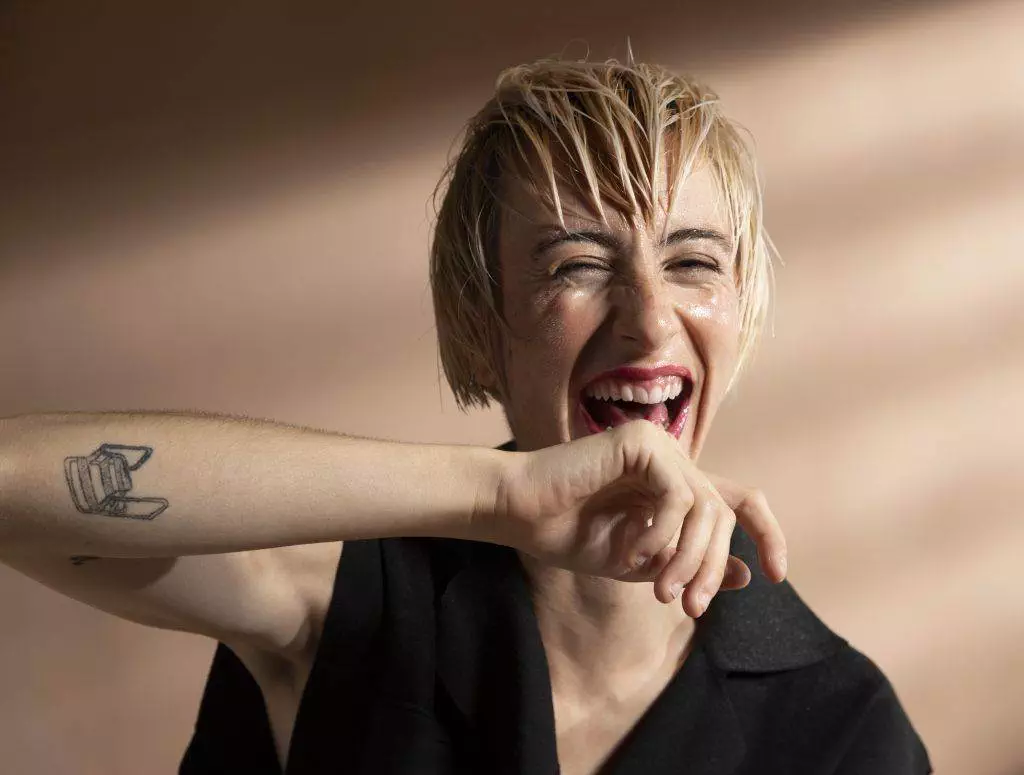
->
[[64, 444, 169, 520], [69, 555, 101, 566]]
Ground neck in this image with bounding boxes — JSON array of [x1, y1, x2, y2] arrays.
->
[[520, 554, 697, 705]]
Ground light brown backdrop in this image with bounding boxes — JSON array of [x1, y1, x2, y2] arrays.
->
[[1, 1, 1021, 773]]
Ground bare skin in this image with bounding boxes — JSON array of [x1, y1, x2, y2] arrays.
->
[[0, 415, 782, 770], [494, 164, 780, 771], [0, 170, 786, 774]]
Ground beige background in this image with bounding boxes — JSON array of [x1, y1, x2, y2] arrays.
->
[[2, 1, 1022, 772]]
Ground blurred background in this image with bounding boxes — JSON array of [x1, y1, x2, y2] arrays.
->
[[1, 1, 1021, 772]]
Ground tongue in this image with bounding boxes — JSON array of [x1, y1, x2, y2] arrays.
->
[[646, 402, 670, 425], [589, 399, 670, 428]]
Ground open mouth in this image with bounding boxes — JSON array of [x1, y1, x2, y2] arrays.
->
[[577, 367, 694, 439]]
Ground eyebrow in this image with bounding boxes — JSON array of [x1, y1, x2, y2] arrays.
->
[[531, 226, 734, 259]]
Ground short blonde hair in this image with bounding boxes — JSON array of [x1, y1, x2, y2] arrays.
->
[[430, 56, 775, 409]]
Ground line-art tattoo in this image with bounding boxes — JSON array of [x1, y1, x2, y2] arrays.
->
[[64, 444, 169, 520], [69, 555, 101, 566]]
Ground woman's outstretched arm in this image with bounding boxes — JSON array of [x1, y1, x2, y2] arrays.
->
[[0, 411, 503, 558], [0, 410, 507, 656], [0, 412, 785, 648]]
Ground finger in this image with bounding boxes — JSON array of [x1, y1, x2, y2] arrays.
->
[[719, 555, 752, 591], [624, 488, 691, 577], [681, 506, 737, 618], [624, 545, 678, 582], [707, 477, 788, 583], [735, 490, 787, 583], [624, 455, 694, 573], [615, 534, 677, 582], [651, 493, 719, 604], [645, 555, 747, 591]]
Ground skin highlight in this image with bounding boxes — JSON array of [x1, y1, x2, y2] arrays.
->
[[490, 162, 746, 768], [497, 162, 741, 458]]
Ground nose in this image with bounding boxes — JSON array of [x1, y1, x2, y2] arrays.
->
[[610, 273, 681, 352]]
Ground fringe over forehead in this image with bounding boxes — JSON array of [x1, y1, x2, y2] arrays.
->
[[430, 57, 775, 410]]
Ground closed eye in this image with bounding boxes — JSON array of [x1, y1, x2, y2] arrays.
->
[[551, 261, 612, 280], [666, 257, 723, 274]]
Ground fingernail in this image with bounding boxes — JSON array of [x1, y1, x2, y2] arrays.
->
[[696, 590, 711, 613], [776, 553, 788, 578], [669, 581, 684, 599]]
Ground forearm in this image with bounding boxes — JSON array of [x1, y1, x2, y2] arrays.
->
[[0, 411, 505, 557]]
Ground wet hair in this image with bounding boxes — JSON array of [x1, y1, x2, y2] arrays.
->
[[430, 56, 776, 409]]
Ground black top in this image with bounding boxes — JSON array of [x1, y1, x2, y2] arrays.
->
[[179, 527, 931, 774]]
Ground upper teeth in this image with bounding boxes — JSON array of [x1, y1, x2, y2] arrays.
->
[[584, 376, 685, 404]]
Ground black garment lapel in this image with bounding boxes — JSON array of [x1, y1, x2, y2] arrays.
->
[[700, 528, 845, 673], [436, 453, 845, 775], [436, 543, 560, 775], [436, 544, 748, 775], [599, 527, 844, 774], [601, 645, 746, 775]]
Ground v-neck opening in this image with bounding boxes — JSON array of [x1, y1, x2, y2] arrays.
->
[[504, 551, 735, 775]]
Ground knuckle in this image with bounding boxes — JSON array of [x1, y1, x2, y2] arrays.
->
[[676, 485, 695, 512], [696, 501, 720, 524], [699, 567, 726, 596], [700, 488, 721, 509], [706, 569, 726, 596], [642, 516, 678, 551], [648, 523, 676, 551], [712, 544, 732, 571], [695, 560, 724, 591], [673, 558, 701, 587], [703, 497, 733, 526], [743, 488, 769, 514], [621, 421, 662, 459], [676, 542, 712, 583], [706, 540, 730, 570], [691, 478, 712, 511], [612, 420, 638, 446], [752, 521, 777, 545], [630, 418, 657, 442]]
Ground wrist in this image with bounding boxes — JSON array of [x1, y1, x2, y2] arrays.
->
[[467, 445, 525, 548]]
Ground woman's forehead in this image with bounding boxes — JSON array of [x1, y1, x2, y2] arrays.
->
[[500, 163, 732, 246]]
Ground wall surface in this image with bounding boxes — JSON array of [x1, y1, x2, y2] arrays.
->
[[1, 1, 1022, 773]]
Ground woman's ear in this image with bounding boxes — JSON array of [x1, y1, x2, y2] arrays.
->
[[470, 355, 502, 402], [476, 318, 510, 397], [469, 332, 507, 404]]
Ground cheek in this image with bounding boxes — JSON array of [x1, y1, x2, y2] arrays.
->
[[501, 289, 599, 440], [683, 288, 741, 365], [510, 287, 601, 362]]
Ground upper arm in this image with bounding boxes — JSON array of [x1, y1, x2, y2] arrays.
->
[[0, 542, 342, 658]]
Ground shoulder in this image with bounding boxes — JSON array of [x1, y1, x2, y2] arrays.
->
[[718, 641, 931, 774], [702, 529, 931, 772], [725, 639, 904, 724], [813, 646, 932, 774]]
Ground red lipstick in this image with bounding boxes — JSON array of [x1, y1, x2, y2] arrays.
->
[[587, 365, 692, 384], [577, 364, 694, 439]]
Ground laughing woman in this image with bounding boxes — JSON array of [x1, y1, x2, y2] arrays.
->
[[0, 58, 930, 774]]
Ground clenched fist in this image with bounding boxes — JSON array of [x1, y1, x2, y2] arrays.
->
[[485, 420, 788, 618]]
